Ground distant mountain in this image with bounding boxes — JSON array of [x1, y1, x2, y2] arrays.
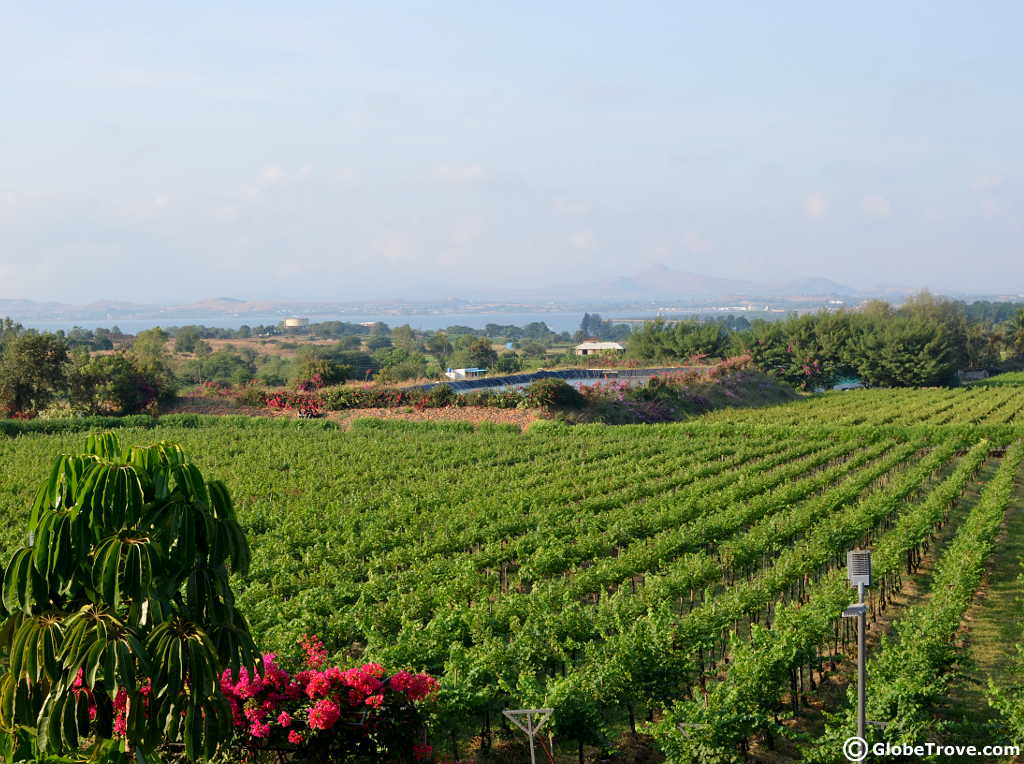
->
[[601, 265, 760, 299], [770, 278, 858, 297], [573, 266, 859, 301]]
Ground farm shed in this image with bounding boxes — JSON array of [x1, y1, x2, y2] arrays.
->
[[574, 341, 625, 356]]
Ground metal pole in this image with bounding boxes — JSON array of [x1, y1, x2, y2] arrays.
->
[[528, 714, 537, 764], [857, 582, 865, 740]]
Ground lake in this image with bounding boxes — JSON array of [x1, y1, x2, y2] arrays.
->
[[18, 310, 676, 335]]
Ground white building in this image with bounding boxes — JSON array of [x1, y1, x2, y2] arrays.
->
[[574, 341, 625, 356], [445, 367, 488, 379]]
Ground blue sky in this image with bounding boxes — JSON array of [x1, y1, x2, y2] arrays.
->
[[1, 1, 1022, 302]]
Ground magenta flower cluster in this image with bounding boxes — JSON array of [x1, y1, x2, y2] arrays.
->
[[219, 634, 439, 759]]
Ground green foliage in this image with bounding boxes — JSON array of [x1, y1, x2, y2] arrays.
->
[[173, 327, 204, 354], [0, 392, 1022, 760], [628, 296, 1021, 389], [294, 358, 349, 387], [852, 316, 957, 387], [806, 442, 1023, 758], [524, 378, 584, 409], [628, 319, 730, 362], [179, 350, 257, 387], [450, 338, 498, 371], [253, 356, 294, 387], [69, 354, 172, 415], [0, 334, 70, 416], [424, 384, 457, 408], [0, 434, 257, 761], [493, 352, 523, 373]]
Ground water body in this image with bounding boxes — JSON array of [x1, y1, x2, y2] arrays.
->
[[413, 367, 707, 393], [18, 311, 678, 335]]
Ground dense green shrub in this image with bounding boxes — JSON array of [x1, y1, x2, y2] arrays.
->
[[295, 358, 350, 387], [423, 384, 458, 408], [320, 387, 372, 410], [525, 378, 585, 409], [236, 385, 269, 407]]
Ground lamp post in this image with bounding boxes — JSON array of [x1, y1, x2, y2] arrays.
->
[[842, 549, 872, 740]]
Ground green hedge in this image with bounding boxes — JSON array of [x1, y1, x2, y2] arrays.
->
[[0, 414, 339, 438]]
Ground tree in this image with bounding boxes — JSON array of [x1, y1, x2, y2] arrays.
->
[[424, 332, 454, 365], [179, 350, 259, 387], [174, 326, 204, 354], [522, 322, 554, 341], [1002, 309, 1024, 360], [451, 338, 498, 370], [128, 328, 169, 369], [390, 325, 418, 351], [295, 358, 349, 387], [0, 433, 257, 761], [629, 320, 729, 363], [897, 291, 969, 370], [519, 341, 548, 359], [494, 352, 522, 373], [0, 333, 69, 415], [853, 317, 956, 387], [68, 353, 168, 414], [125, 329, 176, 403], [0, 317, 25, 355], [334, 335, 362, 351]]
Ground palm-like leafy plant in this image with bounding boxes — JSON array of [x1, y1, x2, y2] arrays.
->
[[0, 433, 257, 761]]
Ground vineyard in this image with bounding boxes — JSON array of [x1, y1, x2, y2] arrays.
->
[[1, 383, 1023, 761], [701, 384, 1024, 426]]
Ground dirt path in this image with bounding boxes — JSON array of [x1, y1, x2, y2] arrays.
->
[[163, 395, 545, 430]]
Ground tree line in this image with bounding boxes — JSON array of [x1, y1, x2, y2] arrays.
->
[[628, 294, 1024, 388], [0, 322, 176, 418]]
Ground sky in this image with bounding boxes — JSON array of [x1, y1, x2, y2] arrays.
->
[[1, 1, 1022, 303]]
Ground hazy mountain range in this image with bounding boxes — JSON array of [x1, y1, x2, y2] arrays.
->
[[0, 267, 1010, 322]]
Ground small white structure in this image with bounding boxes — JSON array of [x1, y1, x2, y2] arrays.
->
[[574, 341, 625, 356], [445, 367, 488, 379], [282, 317, 309, 328]]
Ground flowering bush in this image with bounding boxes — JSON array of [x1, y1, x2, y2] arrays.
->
[[298, 400, 324, 418], [220, 634, 440, 762], [265, 391, 321, 411]]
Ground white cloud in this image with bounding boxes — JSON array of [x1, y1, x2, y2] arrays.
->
[[434, 164, 486, 183], [981, 198, 1007, 220], [862, 195, 892, 218], [371, 232, 415, 261], [804, 193, 827, 219], [569, 230, 595, 250], [972, 175, 1003, 192], [261, 166, 285, 183], [451, 216, 486, 245], [552, 198, 591, 216], [683, 231, 713, 254]]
